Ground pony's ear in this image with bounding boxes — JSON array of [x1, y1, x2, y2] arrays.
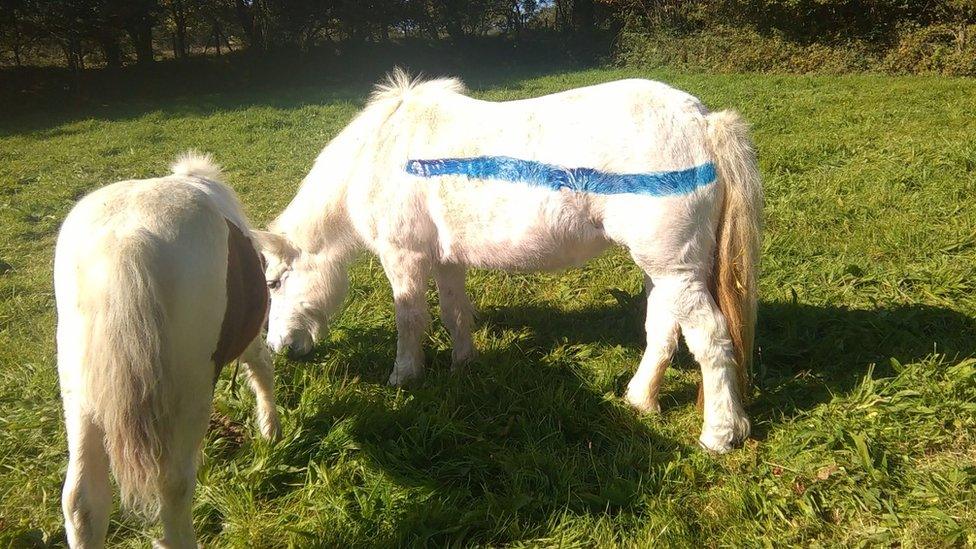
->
[[251, 230, 299, 263]]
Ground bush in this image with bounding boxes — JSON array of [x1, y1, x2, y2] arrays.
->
[[616, 25, 881, 74], [882, 24, 976, 75], [616, 23, 976, 76], [609, 0, 976, 75]]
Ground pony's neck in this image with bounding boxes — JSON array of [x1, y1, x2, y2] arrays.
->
[[272, 147, 359, 261], [272, 88, 409, 260]]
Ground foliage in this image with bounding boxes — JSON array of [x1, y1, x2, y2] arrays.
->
[[618, 20, 976, 76], [882, 23, 976, 75], [1, 66, 975, 546], [0, 0, 577, 68], [616, 25, 880, 74], [610, 0, 976, 75]]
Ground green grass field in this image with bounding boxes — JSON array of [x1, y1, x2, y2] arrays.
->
[[1, 67, 975, 547]]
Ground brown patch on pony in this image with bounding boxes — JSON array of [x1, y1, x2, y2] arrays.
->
[[212, 220, 269, 378]]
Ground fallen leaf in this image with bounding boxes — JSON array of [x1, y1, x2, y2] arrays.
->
[[817, 464, 839, 481]]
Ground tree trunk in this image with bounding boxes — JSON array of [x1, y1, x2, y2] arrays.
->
[[61, 43, 77, 72], [126, 22, 155, 64], [444, 18, 465, 41], [214, 19, 229, 55], [170, 0, 188, 59], [61, 36, 84, 71], [572, 0, 595, 33], [203, 13, 225, 55], [98, 34, 123, 68], [9, 10, 24, 67], [234, 0, 264, 50], [510, 1, 524, 39]]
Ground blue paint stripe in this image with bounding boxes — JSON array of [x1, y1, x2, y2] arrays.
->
[[405, 155, 716, 197]]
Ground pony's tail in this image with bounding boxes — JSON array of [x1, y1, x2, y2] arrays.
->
[[704, 110, 763, 404], [85, 231, 169, 517]]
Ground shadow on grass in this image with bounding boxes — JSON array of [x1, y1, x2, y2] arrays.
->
[[208, 294, 975, 544], [250, 316, 691, 544], [479, 295, 976, 432], [0, 45, 600, 137], [750, 300, 976, 432], [352, 350, 684, 544]]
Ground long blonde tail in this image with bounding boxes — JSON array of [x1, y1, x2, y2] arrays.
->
[[705, 110, 763, 400], [85, 231, 169, 516]]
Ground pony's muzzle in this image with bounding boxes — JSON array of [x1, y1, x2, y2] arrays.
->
[[285, 341, 314, 361], [268, 330, 314, 360]]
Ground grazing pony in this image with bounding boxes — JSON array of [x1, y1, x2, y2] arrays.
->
[[54, 154, 279, 548], [256, 71, 762, 453]]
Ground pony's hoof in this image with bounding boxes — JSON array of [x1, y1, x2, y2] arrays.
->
[[698, 436, 733, 454], [152, 539, 202, 549], [260, 416, 282, 443], [387, 366, 422, 386], [451, 347, 477, 371], [698, 414, 750, 454], [624, 388, 661, 414]]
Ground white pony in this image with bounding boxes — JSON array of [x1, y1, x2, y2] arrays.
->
[[256, 71, 762, 453], [54, 154, 280, 548]]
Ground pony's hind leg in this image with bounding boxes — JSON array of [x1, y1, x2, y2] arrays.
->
[[62, 407, 112, 549], [650, 274, 750, 453], [156, 386, 210, 549], [434, 264, 476, 368], [240, 337, 281, 441], [155, 457, 197, 549], [625, 276, 680, 413], [380, 248, 432, 386]]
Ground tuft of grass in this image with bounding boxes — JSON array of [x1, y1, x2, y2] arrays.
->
[[1, 67, 975, 546]]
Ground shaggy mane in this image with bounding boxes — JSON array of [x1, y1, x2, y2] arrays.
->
[[368, 67, 467, 107], [170, 151, 223, 181]]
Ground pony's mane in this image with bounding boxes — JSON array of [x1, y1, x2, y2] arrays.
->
[[367, 68, 467, 108], [170, 151, 223, 181]]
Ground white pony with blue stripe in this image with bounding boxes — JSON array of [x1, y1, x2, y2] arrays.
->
[[255, 70, 762, 453]]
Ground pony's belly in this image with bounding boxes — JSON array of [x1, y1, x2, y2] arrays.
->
[[429, 186, 609, 270], [447, 231, 610, 271]]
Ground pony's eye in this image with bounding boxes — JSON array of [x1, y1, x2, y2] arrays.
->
[[267, 280, 281, 290]]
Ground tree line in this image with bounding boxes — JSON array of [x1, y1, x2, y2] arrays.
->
[[5, 0, 972, 72], [610, 0, 976, 43], [0, 0, 605, 70]]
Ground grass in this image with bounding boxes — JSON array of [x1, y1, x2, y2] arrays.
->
[[1, 65, 976, 547]]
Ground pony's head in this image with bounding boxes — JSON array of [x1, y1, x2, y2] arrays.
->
[[252, 231, 349, 359]]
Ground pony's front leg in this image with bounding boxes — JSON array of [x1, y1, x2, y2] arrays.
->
[[240, 336, 281, 442], [434, 263, 476, 368], [381, 249, 431, 386]]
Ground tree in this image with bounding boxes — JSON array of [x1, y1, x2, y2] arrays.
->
[[121, 0, 159, 64], [33, 0, 91, 71], [572, 0, 594, 32], [0, 0, 32, 67], [500, 0, 540, 37], [89, 0, 127, 67], [163, 0, 191, 58], [233, 0, 266, 50]]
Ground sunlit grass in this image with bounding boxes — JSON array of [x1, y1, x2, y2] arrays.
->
[[1, 67, 975, 546]]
